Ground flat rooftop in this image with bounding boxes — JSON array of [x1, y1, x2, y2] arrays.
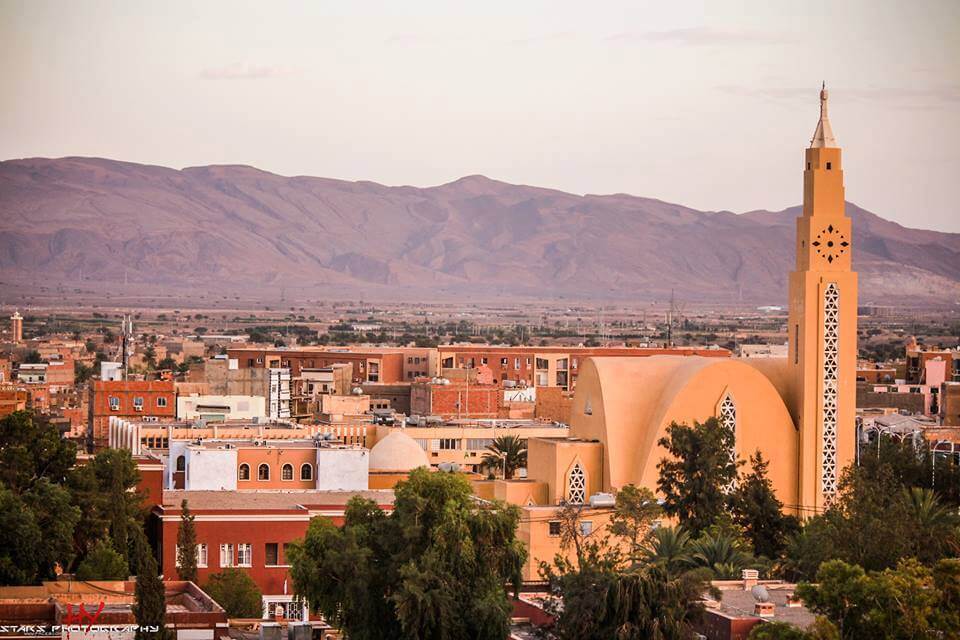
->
[[160, 489, 395, 511], [186, 439, 363, 450], [709, 582, 815, 629]]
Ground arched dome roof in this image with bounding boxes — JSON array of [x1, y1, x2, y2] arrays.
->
[[569, 356, 798, 504], [369, 430, 430, 472]]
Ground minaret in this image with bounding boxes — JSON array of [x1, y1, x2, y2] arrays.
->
[[10, 311, 22, 344], [788, 84, 858, 514]]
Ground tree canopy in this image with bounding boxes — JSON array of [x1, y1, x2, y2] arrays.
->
[[204, 569, 263, 618], [287, 468, 525, 640]]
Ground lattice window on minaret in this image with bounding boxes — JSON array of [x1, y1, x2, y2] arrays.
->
[[718, 393, 737, 492], [567, 462, 586, 505], [821, 283, 840, 500]]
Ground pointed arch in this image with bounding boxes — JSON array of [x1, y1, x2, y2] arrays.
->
[[565, 459, 587, 505]]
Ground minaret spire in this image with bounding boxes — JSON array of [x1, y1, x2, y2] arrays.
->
[[810, 81, 837, 148]]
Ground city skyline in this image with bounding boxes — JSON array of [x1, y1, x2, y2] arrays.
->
[[2, 1, 958, 232]]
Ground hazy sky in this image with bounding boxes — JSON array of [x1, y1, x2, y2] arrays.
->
[[2, 0, 958, 231]]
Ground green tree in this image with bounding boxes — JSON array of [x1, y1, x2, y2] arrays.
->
[[176, 500, 198, 583], [481, 435, 527, 480], [204, 569, 263, 618], [157, 356, 177, 371], [747, 621, 808, 640], [0, 487, 42, 584], [730, 451, 799, 559], [682, 528, 754, 579], [287, 468, 525, 640], [609, 484, 662, 565], [642, 526, 692, 576], [23, 479, 80, 579], [796, 558, 960, 640], [76, 539, 129, 580], [133, 533, 166, 640], [657, 418, 738, 535], [905, 487, 959, 564], [0, 411, 77, 493]]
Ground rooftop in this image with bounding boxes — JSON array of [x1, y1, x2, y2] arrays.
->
[[708, 581, 814, 629], [160, 489, 395, 512]]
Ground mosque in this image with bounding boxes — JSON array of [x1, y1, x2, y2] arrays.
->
[[519, 84, 857, 518]]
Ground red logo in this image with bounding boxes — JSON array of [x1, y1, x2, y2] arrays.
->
[[64, 602, 105, 632]]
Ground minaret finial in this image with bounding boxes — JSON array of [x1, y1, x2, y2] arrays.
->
[[810, 82, 836, 148]]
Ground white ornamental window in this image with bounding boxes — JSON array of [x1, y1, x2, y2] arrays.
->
[[567, 462, 586, 505], [718, 393, 737, 492], [821, 283, 840, 500]]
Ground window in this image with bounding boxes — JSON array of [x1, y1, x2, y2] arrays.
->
[[156, 396, 168, 408], [247, 359, 254, 367], [514, 358, 520, 370], [536, 358, 549, 370], [237, 543, 252, 567], [300, 463, 313, 481], [807, 162, 811, 170], [238, 463, 250, 481], [567, 462, 586, 504], [220, 544, 234, 567], [826, 162, 832, 170], [500, 357, 508, 367], [439, 438, 459, 450], [281, 464, 294, 481], [176, 544, 207, 568], [108, 396, 120, 411], [579, 521, 594, 536], [466, 438, 494, 451], [480, 357, 488, 365], [548, 521, 561, 537], [133, 396, 144, 410], [265, 543, 280, 566], [258, 463, 270, 480], [175, 455, 186, 472]]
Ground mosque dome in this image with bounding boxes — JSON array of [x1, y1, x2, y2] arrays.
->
[[369, 430, 430, 472]]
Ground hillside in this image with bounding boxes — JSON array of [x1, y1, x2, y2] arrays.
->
[[1, 157, 958, 304]]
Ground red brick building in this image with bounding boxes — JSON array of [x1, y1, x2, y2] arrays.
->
[[410, 379, 502, 419], [156, 489, 394, 619], [227, 347, 408, 383], [437, 345, 730, 390], [90, 379, 176, 448]]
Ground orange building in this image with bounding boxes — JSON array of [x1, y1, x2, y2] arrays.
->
[[0, 386, 28, 417], [90, 379, 176, 448]]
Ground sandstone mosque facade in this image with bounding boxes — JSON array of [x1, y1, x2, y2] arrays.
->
[[512, 85, 857, 528]]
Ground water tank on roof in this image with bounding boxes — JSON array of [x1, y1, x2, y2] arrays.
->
[[352, 387, 363, 395], [588, 492, 616, 508]]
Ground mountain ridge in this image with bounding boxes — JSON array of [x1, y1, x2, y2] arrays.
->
[[1, 156, 958, 305]]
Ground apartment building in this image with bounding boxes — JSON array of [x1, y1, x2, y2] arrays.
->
[[89, 379, 176, 448]]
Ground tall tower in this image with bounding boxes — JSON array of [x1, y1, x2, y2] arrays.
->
[[10, 311, 22, 343], [789, 84, 858, 514]]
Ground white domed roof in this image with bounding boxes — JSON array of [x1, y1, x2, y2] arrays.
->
[[369, 430, 430, 472]]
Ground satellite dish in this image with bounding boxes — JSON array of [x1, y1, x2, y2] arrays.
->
[[751, 585, 770, 603]]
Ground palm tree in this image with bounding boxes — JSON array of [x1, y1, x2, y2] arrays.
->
[[906, 487, 959, 562], [482, 436, 527, 480], [682, 530, 753, 579], [642, 526, 692, 575]]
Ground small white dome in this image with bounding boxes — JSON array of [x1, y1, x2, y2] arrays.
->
[[369, 431, 430, 472]]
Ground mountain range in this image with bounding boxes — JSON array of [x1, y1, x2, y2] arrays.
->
[[1, 156, 958, 305]]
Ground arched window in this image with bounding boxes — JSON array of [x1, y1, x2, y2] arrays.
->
[[176, 455, 185, 472], [238, 463, 250, 481], [567, 462, 586, 505], [258, 463, 270, 481], [300, 463, 313, 481], [281, 464, 294, 481]]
